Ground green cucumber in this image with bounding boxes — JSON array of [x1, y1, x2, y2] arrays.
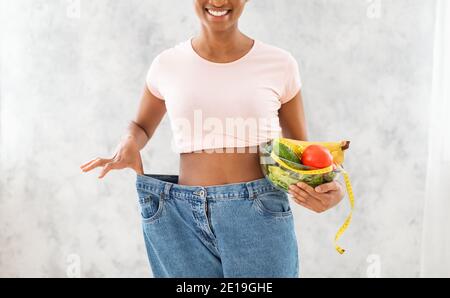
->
[[272, 139, 301, 165]]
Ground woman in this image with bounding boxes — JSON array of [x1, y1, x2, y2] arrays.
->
[[81, 0, 344, 278]]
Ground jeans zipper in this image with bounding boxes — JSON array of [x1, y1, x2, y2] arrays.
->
[[204, 199, 215, 239]]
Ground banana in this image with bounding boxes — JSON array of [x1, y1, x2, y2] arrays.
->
[[280, 138, 350, 166]]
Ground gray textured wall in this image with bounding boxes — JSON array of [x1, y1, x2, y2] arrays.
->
[[0, 0, 435, 277]]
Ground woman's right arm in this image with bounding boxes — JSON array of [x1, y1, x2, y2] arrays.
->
[[128, 86, 167, 150], [80, 86, 166, 178]]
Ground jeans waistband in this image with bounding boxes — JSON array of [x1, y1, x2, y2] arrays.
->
[[136, 174, 278, 201]]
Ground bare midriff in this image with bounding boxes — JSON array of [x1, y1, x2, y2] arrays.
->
[[178, 146, 265, 186]]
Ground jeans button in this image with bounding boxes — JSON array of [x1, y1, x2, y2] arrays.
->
[[198, 190, 206, 197]]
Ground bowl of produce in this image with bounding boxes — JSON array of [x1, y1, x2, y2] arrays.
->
[[259, 138, 350, 192], [259, 138, 354, 255]]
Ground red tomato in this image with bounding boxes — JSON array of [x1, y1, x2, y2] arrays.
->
[[301, 145, 333, 169]]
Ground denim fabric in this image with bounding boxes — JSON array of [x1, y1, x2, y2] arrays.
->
[[135, 174, 299, 278]]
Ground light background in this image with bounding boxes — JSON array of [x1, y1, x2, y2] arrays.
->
[[0, 0, 436, 277]]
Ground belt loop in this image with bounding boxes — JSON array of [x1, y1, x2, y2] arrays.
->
[[163, 183, 172, 200], [246, 182, 255, 200]]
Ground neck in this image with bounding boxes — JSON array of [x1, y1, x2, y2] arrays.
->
[[195, 27, 247, 55]]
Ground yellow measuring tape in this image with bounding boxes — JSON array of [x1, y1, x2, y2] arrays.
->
[[270, 151, 334, 175], [335, 170, 354, 254], [270, 151, 355, 254]]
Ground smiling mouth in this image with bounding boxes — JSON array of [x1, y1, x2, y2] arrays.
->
[[205, 8, 232, 18]]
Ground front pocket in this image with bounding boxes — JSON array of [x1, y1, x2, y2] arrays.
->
[[253, 191, 292, 218], [139, 191, 164, 224]]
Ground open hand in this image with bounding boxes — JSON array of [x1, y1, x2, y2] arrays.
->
[[80, 137, 144, 179]]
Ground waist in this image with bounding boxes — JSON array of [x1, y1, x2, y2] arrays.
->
[[136, 174, 277, 201], [178, 146, 264, 186]]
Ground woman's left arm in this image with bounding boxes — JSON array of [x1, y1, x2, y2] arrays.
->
[[279, 91, 345, 213], [279, 90, 308, 141]]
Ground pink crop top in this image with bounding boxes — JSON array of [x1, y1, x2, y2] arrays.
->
[[146, 37, 302, 153]]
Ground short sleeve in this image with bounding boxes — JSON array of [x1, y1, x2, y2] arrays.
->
[[146, 54, 165, 100], [280, 54, 302, 104]]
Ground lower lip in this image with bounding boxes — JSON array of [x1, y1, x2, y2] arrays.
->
[[205, 10, 231, 21]]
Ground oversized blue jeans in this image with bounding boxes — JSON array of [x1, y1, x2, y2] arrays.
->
[[135, 174, 299, 278]]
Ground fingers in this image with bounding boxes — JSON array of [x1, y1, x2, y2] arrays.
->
[[290, 193, 326, 213], [98, 162, 117, 179], [80, 158, 101, 170], [81, 158, 101, 172], [289, 183, 329, 214], [80, 159, 95, 169], [80, 159, 99, 172], [289, 181, 344, 214], [296, 182, 328, 204], [288, 185, 308, 203], [314, 181, 340, 193], [80, 158, 112, 173]]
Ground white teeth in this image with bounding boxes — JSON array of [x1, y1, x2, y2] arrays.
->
[[207, 9, 229, 17]]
